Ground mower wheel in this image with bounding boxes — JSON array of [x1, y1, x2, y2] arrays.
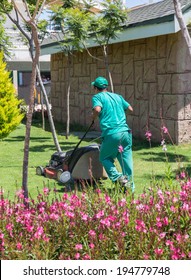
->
[[57, 169, 63, 181], [36, 166, 44, 176]]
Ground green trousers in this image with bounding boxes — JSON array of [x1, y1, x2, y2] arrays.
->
[[99, 131, 134, 191]]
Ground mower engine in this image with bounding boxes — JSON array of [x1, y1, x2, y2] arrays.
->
[[36, 144, 107, 183]]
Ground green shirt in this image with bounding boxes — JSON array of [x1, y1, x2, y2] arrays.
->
[[92, 91, 130, 137]]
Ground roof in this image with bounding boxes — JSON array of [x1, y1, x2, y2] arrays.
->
[[40, 0, 191, 55], [127, 0, 191, 26]]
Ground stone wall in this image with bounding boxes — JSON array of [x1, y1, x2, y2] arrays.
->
[[51, 31, 191, 144]]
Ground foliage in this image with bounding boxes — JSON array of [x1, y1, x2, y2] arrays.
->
[[51, 3, 91, 54], [0, 13, 12, 57], [89, 0, 128, 46], [0, 52, 24, 139], [0, 178, 190, 260]]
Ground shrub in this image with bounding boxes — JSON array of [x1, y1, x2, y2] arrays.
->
[[0, 52, 24, 139]]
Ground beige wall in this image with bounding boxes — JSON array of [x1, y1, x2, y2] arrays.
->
[[50, 31, 191, 144]]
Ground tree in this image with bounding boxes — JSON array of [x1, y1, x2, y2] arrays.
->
[[173, 0, 191, 57], [51, 1, 92, 138], [0, 51, 23, 139], [89, 0, 128, 92], [0, 0, 62, 199], [0, 13, 12, 57]]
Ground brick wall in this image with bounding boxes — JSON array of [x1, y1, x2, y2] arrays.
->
[[50, 31, 191, 144]]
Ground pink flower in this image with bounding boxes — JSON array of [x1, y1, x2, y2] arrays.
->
[[95, 210, 104, 219], [75, 244, 83, 250], [163, 217, 169, 225], [135, 219, 147, 233], [162, 126, 168, 134], [6, 223, 13, 232], [89, 230, 96, 237], [65, 211, 75, 218], [155, 248, 163, 256], [16, 243, 22, 250], [83, 254, 91, 260], [180, 172, 186, 179], [43, 187, 50, 195], [145, 130, 152, 141], [118, 145, 124, 153], [34, 226, 44, 239], [75, 253, 80, 259], [81, 212, 88, 221], [143, 254, 150, 260], [16, 190, 24, 199], [89, 243, 95, 249]]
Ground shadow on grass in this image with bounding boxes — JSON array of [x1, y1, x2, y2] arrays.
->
[[4, 136, 52, 142], [138, 151, 190, 163], [29, 141, 77, 153]]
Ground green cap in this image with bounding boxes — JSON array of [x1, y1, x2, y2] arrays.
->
[[91, 77, 108, 89]]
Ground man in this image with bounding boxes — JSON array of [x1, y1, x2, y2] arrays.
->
[[91, 76, 134, 191]]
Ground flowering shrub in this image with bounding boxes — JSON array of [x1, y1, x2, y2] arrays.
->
[[0, 179, 190, 260]]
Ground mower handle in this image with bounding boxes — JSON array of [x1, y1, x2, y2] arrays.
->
[[67, 120, 94, 162]]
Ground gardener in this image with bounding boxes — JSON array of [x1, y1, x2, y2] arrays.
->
[[91, 76, 135, 192]]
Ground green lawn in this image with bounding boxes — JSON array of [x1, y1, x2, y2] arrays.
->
[[1, 119, 191, 200]]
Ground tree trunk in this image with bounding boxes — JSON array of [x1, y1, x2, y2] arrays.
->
[[173, 0, 191, 56], [103, 45, 114, 92], [36, 66, 62, 152], [66, 55, 71, 139], [22, 25, 40, 199]]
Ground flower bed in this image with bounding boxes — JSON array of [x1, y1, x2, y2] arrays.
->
[[0, 180, 190, 260]]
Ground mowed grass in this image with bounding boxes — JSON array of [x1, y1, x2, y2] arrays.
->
[[1, 119, 191, 200]]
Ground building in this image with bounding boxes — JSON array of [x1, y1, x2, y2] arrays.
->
[[40, 0, 191, 144]]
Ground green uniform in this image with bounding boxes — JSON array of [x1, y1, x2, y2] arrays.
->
[[92, 91, 134, 191]]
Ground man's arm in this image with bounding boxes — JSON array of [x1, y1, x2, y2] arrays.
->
[[92, 106, 101, 121]]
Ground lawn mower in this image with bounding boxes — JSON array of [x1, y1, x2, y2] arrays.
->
[[36, 121, 107, 185]]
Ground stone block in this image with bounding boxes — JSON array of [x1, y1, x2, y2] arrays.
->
[[79, 77, 90, 94], [157, 58, 167, 74], [134, 61, 143, 99], [122, 54, 134, 84], [157, 74, 171, 94], [176, 32, 191, 72], [125, 85, 134, 100], [123, 41, 131, 55], [146, 37, 157, 58], [166, 34, 178, 73], [157, 35, 167, 58], [145, 83, 157, 117], [177, 95, 185, 120], [131, 116, 140, 138], [144, 60, 157, 83], [134, 43, 146, 60], [184, 94, 191, 120], [172, 73, 191, 94], [149, 118, 162, 143], [139, 100, 149, 138], [110, 43, 123, 63], [110, 64, 123, 85], [162, 95, 178, 120], [71, 106, 80, 124], [177, 120, 191, 144]]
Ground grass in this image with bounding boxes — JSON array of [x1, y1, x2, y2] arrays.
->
[[1, 117, 191, 200]]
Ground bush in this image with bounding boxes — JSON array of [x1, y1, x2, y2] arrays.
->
[[0, 178, 190, 260], [0, 52, 24, 139]]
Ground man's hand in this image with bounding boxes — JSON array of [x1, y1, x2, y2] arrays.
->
[[128, 105, 133, 112]]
